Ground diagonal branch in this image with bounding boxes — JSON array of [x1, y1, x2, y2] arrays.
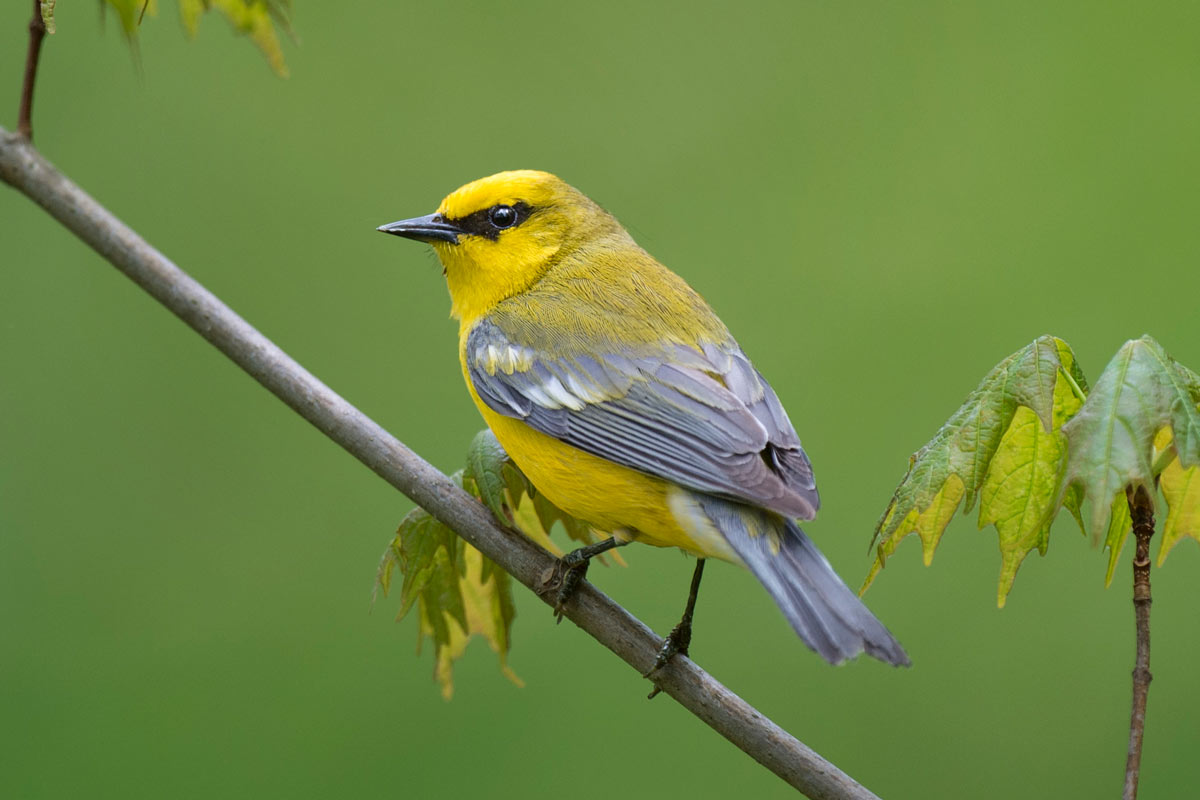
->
[[0, 127, 880, 800], [17, 0, 47, 140]]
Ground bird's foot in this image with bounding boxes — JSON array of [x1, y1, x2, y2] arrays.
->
[[540, 549, 591, 623], [644, 620, 693, 699], [537, 537, 626, 623], [644, 558, 705, 699]]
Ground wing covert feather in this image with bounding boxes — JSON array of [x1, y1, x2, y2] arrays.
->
[[467, 317, 819, 519]]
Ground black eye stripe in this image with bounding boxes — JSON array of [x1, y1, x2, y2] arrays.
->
[[445, 202, 534, 241]]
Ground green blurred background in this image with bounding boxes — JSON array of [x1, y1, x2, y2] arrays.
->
[[3, 2, 1199, 797]]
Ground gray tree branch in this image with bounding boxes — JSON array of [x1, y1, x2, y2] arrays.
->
[[0, 127, 882, 800]]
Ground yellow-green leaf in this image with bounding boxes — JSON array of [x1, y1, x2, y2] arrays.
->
[[208, 0, 292, 77], [979, 407, 1064, 607], [103, 0, 292, 76], [379, 430, 618, 695], [866, 336, 1085, 593], [977, 342, 1085, 606], [862, 475, 964, 593], [423, 546, 521, 700], [1156, 427, 1200, 565], [509, 492, 563, 556], [376, 500, 518, 700], [1104, 492, 1132, 587]]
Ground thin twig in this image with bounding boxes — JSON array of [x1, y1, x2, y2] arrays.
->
[[16, 0, 48, 140], [1123, 484, 1155, 800], [0, 128, 883, 800]]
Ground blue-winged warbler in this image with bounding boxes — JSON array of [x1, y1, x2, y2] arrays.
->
[[379, 170, 908, 668]]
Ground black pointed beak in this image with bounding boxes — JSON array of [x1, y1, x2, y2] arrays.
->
[[376, 213, 463, 244]]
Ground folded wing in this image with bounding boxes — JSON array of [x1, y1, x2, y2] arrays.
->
[[467, 317, 819, 520]]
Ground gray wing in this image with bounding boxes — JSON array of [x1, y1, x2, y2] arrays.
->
[[467, 318, 819, 520]]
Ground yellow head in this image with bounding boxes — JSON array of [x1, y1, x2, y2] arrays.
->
[[378, 170, 628, 323]]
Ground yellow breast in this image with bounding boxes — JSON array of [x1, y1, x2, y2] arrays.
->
[[461, 361, 736, 560]]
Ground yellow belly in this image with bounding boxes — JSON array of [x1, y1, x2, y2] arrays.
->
[[469, 387, 735, 559]]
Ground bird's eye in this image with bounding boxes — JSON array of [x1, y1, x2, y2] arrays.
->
[[488, 204, 518, 229]]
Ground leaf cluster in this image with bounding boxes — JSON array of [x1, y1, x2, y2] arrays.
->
[[865, 335, 1200, 605], [101, 0, 293, 76], [376, 430, 611, 698]]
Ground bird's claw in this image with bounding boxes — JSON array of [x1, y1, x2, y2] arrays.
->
[[540, 551, 591, 623], [644, 621, 693, 699]]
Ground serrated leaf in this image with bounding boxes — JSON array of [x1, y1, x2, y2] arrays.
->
[[208, 0, 292, 76], [1104, 492, 1132, 586], [1062, 483, 1087, 536], [379, 430, 616, 696], [421, 547, 461, 647], [1155, 426, 1200, 565], [878, 336, 1070, 537], [978, 343, 1085, 606], [465, 429, 512, 521], [374, 534, 399, 601], [1062, 335, 1200, 539], [979, 407, 1064, 607], [425, 546, 522, 700], [862, 475, 964, 593], [375, 504, 518, 699], [395, 508, 465, 627], [866, 336, 1083, 593]]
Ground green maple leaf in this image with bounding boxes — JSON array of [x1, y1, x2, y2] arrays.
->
[[865, 335, 1088, 604], [382, 431, 614, 697], [866, 333, 1200, 604], [977, 400, 1076, 607], [1061, 335, 1200, 544], [463, 429, 515, 523], [375, 471, 519, 700]]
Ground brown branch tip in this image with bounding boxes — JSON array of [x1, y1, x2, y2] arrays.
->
[[17, 0, 48, 140]]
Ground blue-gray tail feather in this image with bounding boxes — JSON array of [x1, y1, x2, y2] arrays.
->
[[698, 495, 909, 666]]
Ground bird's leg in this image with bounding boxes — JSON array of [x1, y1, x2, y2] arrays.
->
[[645, 558, 706, 699], [543, 536, 629, 622]]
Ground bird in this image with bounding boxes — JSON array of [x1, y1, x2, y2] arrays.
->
[[378, 170, 909, 676]]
